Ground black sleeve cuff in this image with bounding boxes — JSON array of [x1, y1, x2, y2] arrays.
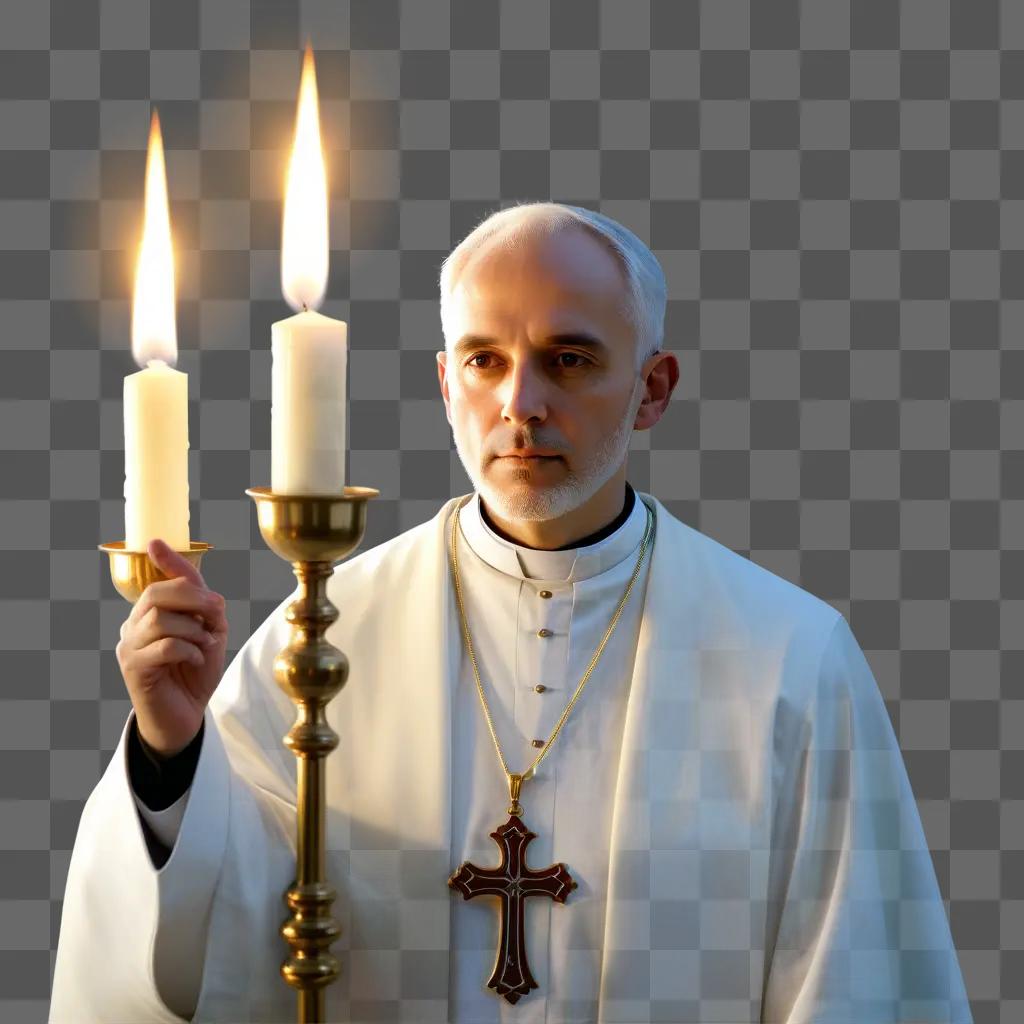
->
[[128, 715, 204, 812]]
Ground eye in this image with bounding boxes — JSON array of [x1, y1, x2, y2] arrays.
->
[[556, 352, 589, 369]]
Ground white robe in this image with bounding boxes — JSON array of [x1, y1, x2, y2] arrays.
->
[[126, 484, 655, 1023], [49, 490, 973, 1023]]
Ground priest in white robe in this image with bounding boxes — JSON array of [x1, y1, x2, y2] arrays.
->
[[50, 202, 972, 1023]]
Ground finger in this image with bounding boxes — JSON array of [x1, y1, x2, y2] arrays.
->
[[130, 608, 217, 653], [188, 605, 228, 637], [201, 604, 229, 637], [134, 635, 206, 670], [130, 579, 224, 632], [147, 538, 207, 590]]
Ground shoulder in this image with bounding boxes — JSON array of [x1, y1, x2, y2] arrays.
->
[[647, 492, 841, 642], [645, 494, 846, 720], [325, 492, 466, 588]]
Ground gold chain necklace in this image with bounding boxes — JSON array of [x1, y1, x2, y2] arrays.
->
[[446, 492, 655, 1004]]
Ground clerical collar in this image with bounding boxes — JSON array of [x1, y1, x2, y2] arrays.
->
[[458, 483, 648, 584]]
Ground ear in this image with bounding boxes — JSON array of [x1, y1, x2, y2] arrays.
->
[[436, 351, 452, 426], [634, 352, 680, 430]]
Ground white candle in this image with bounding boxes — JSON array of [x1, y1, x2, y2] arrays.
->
[[124, 110, 190, 551], [271, 311, 347, 493], [271, 44, 348, 495], [124, 360, 190, 551]]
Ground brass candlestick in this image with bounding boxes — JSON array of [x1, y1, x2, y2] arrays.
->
[[246, 484, 379, 1024]]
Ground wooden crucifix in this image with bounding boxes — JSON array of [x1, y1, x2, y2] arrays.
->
[[448, 814, 577, 1004]]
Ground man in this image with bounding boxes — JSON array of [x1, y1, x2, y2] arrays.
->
[[50, 202, 972, 1023]]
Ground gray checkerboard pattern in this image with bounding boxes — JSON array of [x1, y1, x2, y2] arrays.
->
[[0, 0, 1014, 1020]]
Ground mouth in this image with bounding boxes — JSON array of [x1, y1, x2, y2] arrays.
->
[[498, 455, 561, 469]]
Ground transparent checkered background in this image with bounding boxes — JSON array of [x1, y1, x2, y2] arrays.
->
[[0, 0, 1016, 1020]]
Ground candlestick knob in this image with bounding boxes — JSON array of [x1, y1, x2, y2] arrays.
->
[[98, 540, 213, 604]]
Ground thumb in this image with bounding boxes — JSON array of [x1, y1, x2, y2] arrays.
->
[[147, 538, 206, 589]]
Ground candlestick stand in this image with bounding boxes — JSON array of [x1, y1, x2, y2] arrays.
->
[[246, 484, 379, 1024]]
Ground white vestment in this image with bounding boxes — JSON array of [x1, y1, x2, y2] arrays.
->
[[49, 489, 972, 1023]]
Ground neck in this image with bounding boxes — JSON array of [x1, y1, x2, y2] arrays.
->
[[479, 482, 636, 551]]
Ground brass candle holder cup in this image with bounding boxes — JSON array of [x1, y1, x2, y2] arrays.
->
[[98, 540, 213, 604], [246, 484, 380, 1024]]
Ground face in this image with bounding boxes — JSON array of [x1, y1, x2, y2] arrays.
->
[[436, 225, 649, 523]]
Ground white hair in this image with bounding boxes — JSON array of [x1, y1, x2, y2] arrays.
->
[[438, 201, 666, 373]]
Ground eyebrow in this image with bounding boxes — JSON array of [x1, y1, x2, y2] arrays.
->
[[451, 333, 610, 359]]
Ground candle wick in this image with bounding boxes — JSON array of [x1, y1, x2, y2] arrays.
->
[[302, 302, 308, 312]]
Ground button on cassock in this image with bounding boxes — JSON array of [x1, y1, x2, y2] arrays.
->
[[534, 684, 547, 693], [537, 628, 552, 638], [538, 590, 552, 598]]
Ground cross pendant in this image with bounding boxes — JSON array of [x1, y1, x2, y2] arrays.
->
[[448, 813, 577, 1004]]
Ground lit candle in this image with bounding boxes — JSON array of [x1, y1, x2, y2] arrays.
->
[[124, 110, 190, 552], [272, 45, 348, 495]]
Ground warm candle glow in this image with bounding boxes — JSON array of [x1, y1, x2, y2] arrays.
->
[[281, 44, 329, 312], [131, 110, 176, 368]]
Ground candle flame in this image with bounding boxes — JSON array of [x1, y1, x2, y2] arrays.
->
[[131, 110, 176, 367], [282, 44, 329, 312]]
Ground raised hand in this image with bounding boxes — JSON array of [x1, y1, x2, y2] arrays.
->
[[115, 538, 229, 758]]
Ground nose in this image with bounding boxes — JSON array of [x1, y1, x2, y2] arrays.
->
[[499, 358, 549, 425]]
